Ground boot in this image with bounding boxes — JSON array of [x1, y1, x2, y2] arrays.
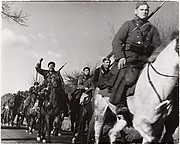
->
[[116, 103, 129, 115]]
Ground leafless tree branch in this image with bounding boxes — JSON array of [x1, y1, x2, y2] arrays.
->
[[2, 2, 29, 27]]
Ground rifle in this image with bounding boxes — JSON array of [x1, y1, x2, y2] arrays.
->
[[58, 63, 67, 72], [106, 1, 166, 59]]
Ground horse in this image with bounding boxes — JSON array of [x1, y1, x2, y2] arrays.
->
[[1, 99, 14, 126], [10, 93, 24, 127], [23, 93, 39, 134], [15, 100, 25, 127], [94, 31, 179, 144], [69, 89, 82, 134], [36, 83, 68, 143], [71, 89, 94, 143]]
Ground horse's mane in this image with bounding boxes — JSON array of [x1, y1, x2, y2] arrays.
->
[[151, 30, 179, 58]]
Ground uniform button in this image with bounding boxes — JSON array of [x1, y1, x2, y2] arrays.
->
[[137, 35, 139, 38]]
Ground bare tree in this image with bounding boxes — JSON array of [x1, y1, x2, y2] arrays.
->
[[153, 17, 179, 42], [107, 22, 116, 40], [2, 1, 29, 26]]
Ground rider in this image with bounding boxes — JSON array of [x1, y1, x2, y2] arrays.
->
[[77, 67, 92, 104], [35, 59, 70, 116], [106, 1, 161, 115], [92, 58, 111, 96]]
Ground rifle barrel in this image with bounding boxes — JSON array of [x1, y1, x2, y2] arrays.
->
[[148, 1, 166, 19]]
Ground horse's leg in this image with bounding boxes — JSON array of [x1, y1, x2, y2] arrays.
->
[[29, 116, 35, 134], [87, 113, 95, 143], [37, 115, 42, 142], [16, 114, 20, 127], [70, 113, 75, 132], [25, 115, 29, 133], [45, 115, 51, 143], [94, 94, 109, 144], [57, 113, 64, 136], [41, 116, 47, 143], [3, 110, 7, 126], [11, 112, 16, 127], [72, 106, 85, 143], [133, 119, 155, 143], [109, 116, 127, 144]]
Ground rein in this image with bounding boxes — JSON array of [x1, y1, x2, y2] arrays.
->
[[147, 63, 177, 102]]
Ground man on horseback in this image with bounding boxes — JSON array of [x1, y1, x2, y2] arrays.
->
[[71, 66, 93, 143], [106, 1, 161, 116], [92, 58, 111, 89], [92, 57, 111, 96], [78, 67, 92, 92], [35, 59, 70, 116]]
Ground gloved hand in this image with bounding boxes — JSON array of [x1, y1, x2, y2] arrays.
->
[[118, 58, 126, 69]]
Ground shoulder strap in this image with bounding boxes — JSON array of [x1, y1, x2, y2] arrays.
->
[[128, 19, 150, 38]]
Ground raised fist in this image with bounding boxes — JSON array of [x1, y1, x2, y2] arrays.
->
[[40, 58, 43, 63]]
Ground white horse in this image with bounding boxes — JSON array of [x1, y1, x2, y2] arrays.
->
[[95, 32, 179, 144]]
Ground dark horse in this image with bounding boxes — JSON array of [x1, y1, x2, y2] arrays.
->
[[37, 84, 68, 143], [71, 89, 94, 143], [1, 98, 14, 126], [24, 93, 39, 134], [11, 92, 24, 127]]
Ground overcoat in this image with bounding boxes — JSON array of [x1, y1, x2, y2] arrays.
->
[[107, 16, 161, 105]]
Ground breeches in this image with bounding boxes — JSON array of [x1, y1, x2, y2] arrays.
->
[[109, 66, 141, 105]]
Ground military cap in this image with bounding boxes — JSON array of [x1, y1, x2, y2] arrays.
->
[[83, 66, 90, 72], [136, 1, 149, 9], [48, 61, 55, 67], [102, 57, 111, 63]]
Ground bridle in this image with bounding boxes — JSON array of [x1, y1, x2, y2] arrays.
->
[[147, 62, 178, 102]]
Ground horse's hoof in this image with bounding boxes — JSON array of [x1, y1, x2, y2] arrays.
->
[[42, 139, 46, 143], [37, 136, 41, 141], [72, 138, 76, 143], [29, 132, 33, 134], [58, 133, 61, 136]]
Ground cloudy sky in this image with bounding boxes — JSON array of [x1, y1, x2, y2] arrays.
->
[[1, 1, 179, 95]]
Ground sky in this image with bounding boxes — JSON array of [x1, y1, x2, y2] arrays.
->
[[1, 1, 179, 95]]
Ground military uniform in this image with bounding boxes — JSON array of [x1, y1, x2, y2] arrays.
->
[[35, 62, 69, 116], [92, 65, 109, 90], [77, 73, 92, 91], [107, 16, 161, 111]]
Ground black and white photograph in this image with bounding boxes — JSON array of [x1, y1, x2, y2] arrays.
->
[[1, 0, 179, 144]]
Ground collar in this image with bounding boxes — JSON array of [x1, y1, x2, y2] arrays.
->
[[134, 15, 148, 26], [101, 65, 109, 74]]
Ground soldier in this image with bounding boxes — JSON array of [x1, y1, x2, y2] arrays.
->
[[29, 82, 39, 95], [78, 67, 92, 92], [92, 58, 111, 89], [35, 59, 70, 116], [107, 1, 161, 115]]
